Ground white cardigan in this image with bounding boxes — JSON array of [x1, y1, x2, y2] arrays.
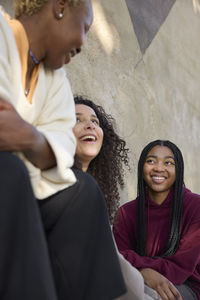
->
[[0, 10, 77, 199]]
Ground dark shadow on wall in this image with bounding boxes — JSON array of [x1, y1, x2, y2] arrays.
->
[[125, 0, 176, 54]]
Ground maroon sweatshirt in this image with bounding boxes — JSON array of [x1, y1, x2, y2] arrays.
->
[[113, 187, 200, 298]]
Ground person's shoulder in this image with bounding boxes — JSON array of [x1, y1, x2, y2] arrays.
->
[[0, 6, 6, 16], [121, 198, 137, 212], [116, 199, 137, 225], [184, 187, 200, 202], [183, 187, 200, 216], [0, 7, 12, 34], [72, 168, 100, 189]]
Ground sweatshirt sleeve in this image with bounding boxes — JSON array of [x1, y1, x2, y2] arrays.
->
[[31, 68, 77, 198], [0, 11, 17, 103], [113, 203, 200, 285], [0, 11, 76, 199]]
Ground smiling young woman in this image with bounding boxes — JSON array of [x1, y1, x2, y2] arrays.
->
[[73, 103, 104, 171], [73, 95, 130, 223], [73, 98, 162, 300], [113, 140, 200, 300], [143, 145, 176, 205]]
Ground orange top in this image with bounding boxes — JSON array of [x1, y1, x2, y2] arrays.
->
[[5, 14, 40, 104]]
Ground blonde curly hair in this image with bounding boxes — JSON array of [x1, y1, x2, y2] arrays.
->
[[14, 0, 84, 18]]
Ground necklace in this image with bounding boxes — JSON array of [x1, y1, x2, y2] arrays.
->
[[28, 48, 40, 65], [26, 48, 39, 96]]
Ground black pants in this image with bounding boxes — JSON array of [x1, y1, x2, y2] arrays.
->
[[0, 152, 57, 300], [38, 168, 126, 300]]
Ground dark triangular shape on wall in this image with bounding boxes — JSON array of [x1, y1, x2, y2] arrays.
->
[[125, 0, 176, 54]]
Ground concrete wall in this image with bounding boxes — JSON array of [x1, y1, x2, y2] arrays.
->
[[67, 0, 200, 203], [3, 0, 200, 203], [1, 0, 13, 15]]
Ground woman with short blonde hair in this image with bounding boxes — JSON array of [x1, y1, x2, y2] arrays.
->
[[14, 0, 84, 18]]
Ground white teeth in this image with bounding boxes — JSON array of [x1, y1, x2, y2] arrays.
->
[[80, 135, 96, 141], [152, 176, 165, 180]]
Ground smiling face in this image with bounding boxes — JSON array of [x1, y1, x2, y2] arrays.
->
[[44, 0, 93, 69], [73, 104, 104, 171], [143, 145, 176, 204]]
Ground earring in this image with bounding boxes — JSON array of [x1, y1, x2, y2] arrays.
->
[[58, 12, 63, 19]]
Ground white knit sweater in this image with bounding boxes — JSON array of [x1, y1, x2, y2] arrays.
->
[[0, 10, 77, 199]]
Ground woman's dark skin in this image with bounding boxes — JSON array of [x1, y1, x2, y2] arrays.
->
[[0, 0, 93, 170]]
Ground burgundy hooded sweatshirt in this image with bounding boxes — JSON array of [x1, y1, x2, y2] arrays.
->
[[113, 187, 200, 298]]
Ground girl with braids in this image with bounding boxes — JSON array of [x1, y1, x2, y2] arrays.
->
[[73, 95, 129, 223], [0, 1, 127, 299], [113, 140, 200, 300]]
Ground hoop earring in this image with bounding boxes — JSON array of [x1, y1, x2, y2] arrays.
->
[[58, 12, 63, 19]]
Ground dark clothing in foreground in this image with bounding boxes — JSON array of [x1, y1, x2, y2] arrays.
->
[[0, 151, 57, 300], [113, 187, 200, 299], [175, 284, 198, 300], [0, 152, 126, 300], [38, 167, 126, 300]]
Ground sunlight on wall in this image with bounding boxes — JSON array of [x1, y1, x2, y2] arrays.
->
[[193, 0, 200, 13], [92, 1, 115, 55]]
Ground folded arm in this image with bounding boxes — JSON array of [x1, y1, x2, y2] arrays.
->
[[113, 206, 200, 285], [0, 98, 56, 170]]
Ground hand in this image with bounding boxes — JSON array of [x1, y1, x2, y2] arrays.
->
[[0, 98, 56, 169], [0, 98, 31, 152], [141, 268, 183, 300]]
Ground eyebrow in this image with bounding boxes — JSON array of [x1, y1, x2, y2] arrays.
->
[[75, 112, 98, 119], [146, 155, 175, 160]]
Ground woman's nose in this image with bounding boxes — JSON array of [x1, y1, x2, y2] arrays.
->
[[84, 121, 95, 129], [76, 47, 81, 54], [153, 163, 164, 172]]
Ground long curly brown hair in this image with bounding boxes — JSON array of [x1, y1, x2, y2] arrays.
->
[[74, 95, 130, 223]]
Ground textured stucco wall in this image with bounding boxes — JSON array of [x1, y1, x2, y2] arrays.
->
[[67, 0, 200, 203], [1, 0, 13, 15], [3, 0, 200, 204]]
